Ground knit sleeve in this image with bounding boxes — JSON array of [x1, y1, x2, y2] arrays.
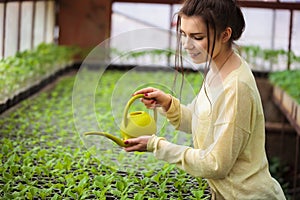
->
[[165, 96, 196, 133], [148, 125, 249, 178]]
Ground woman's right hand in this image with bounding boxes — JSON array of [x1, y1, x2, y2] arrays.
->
[[133, 87, 172, 111]]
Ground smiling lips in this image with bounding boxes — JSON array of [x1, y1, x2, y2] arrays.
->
[[188, 52, 201, 58]]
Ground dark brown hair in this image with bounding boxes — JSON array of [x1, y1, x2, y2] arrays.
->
[[174, 0, 245, 98]]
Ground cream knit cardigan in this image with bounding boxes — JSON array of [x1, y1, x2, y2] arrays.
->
[[147, 57, 286, 200]]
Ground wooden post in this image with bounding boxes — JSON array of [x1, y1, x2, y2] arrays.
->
[[58, 0, 112, 50]]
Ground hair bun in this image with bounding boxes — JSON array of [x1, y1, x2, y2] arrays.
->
[[231, 5, 245, 41]]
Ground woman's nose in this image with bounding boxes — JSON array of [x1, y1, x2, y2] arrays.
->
[[182, 36, 194, 50]]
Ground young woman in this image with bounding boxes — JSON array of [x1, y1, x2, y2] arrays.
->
[[124, 0, 286, 199]]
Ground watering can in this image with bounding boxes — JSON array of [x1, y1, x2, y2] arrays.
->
[[84, 94, 157, 147]]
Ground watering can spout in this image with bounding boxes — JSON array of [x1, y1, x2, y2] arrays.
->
[[84, 131, 128, 147]]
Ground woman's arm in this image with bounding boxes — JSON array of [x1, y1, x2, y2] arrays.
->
[[147, 124, 250, 178], [147, 82, 254, 178], [165, 96, 196, 134]]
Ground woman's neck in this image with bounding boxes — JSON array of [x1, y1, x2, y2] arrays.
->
[[211, 48, 234, 72]]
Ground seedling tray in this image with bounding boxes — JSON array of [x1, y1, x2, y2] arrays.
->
[[0, 69, 210, 199]]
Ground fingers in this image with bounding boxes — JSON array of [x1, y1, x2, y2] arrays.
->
[[124, 138, 140, 146], [144, 90, 160, 99], [141, 98, 157, 109], [133, 87, 157, 96], [133, 87, 159, 108], [133, 87, 170, 110], [135, 88, 163, 102], [123, 137, 149, 152], [124, 143, 146, 152]]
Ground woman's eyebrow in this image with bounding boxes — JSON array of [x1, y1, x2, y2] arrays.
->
[[180, 29, 203, 35], [190, 32, 204, 36]]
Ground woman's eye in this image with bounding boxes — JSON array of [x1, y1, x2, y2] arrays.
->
[[193, 36, 203, 40]]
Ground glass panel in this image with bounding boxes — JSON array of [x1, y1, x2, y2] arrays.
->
[[112, 3, 170, 36], [292, 11, 300, 55], [272, 10, 290, 71], [34, 1, 46, 47], [20, 1, 33, 52], [237, 8, 274, 71], [111, 3, 172, 66], [238, 8, 274, 49], [5, 2, 19, 58], [169, 4, 181, 50], [45, 1, 55, 43], [111, 3, 298, 70], [0, 4, 4, 59], [291, 11, 300, 69], [273, 10, 290, 50]]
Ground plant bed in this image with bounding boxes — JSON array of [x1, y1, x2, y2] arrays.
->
[[0, 64, 80, 114], [273, 86, 296, 119], [269, 70, 300, 133], [269, 70, 300, 199], [0, 43, 79, 114], [0, 69, 211, 199]]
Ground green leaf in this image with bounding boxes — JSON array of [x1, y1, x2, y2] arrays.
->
[[2, 144, 9, 154], [116, 181, 125, 191], [67, 190, 77, 199], [51, 193, 60, 200], [2, 171, 12, 182]]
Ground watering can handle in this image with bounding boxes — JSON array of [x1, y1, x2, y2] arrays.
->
[[123, 94, 157, 127]]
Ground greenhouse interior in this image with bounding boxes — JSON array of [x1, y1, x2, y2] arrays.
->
[[1, 0, 300, 199]]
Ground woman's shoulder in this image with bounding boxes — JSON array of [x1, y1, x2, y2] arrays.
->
[[223, 58, 259, 96], [225, 56, 256, 83]]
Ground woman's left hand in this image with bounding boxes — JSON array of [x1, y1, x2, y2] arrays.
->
[[124, 136, 152, 152]]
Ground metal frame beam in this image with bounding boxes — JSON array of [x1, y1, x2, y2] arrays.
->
[[112, 0, 300, 10]]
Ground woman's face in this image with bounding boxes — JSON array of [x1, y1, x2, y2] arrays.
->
[[180, 15, 220, 64]]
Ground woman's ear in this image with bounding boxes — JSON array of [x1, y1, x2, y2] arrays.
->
[[222, 27, 232, 43]]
